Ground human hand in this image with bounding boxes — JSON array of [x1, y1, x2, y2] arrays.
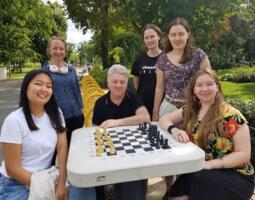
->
[[100, 119, 120, 129], [55, 181, 67, 200], [171, 128, 189, 143]]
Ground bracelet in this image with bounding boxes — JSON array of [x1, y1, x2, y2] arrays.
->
[[167, 125, 175, 134]]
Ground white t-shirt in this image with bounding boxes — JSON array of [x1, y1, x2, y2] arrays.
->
[[0, 107, 64, 177]]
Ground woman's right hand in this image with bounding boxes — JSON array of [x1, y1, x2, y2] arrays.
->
[[171, 128, 189, 143]]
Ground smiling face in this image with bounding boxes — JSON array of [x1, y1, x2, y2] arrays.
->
[[108, 73, 128, 99], [143, 28, 161, 50], [26, 73, 53, 107], [48, 39, 66, 63], [193, 74, 219, 105], [168, 24, 190, 51]]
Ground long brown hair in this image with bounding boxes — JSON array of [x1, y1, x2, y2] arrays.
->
[[182, 68, 226, 149], [163, 17, 194, 64]]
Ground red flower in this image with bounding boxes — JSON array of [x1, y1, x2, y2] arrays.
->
[[225, 118, 239, 138]]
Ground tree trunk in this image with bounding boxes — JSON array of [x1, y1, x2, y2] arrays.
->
[[100, 0, 109, 69]]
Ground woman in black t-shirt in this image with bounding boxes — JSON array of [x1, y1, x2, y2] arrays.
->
[[131, 24, 162, 118]]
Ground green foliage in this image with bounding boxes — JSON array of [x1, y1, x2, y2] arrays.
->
[[25, 62, 40, 68], [218, 66, 255, 82], [64, 0, 124, 68], [225, 97, 255, 127], [78, 41, 96, 66], [111, 32, 142, 66], [0, 0, 67, 65], [108, 47, 124, 64], [89, 65, 107, 88]]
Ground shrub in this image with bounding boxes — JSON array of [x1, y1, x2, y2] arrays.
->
[[225, 97, 255, 127], [89, 65, 107, 88], [218, 66, 255, 82]]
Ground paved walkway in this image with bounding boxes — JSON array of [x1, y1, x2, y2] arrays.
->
[[0, 79, 22, 162]]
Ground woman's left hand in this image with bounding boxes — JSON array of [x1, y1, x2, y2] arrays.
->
[[55, 181, 67, 200], [171, 128, 190, 143]]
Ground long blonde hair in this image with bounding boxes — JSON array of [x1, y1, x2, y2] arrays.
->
[[182, 68, 226, 149]]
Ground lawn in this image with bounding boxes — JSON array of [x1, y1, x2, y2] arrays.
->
[[6, 67, 38, 79], [221, 81, 255, 101]]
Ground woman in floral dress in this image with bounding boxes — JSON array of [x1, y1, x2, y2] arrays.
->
[[159, 68, 254, 200]]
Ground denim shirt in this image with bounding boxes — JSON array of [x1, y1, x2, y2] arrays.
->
[[43, 62, 83, 119]]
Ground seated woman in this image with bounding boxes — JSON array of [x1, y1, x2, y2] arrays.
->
[[159, 68, 254, 200], [0, 69, 67, 199]]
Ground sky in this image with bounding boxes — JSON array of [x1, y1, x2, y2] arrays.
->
[[43, 0, 92, 45]]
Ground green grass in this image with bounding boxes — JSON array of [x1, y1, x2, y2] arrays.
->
[[6, 67, 37, 79], [221, 81, 255, 101]]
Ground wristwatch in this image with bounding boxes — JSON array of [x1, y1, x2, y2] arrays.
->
[[167, 125, 175, 134]]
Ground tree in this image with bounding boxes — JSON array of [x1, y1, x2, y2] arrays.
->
[[30, 1, 67, 65], [0, 0, 35, 66], [64, 0, 124, 68], [0, 0, 67, 67]]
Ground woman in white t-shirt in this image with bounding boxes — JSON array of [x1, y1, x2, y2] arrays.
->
[[0, 69, 67, 200]]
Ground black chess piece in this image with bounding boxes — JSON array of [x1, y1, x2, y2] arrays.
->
[[156, 141, 160, 149], [163, 138, 170, 149], [160, 135, 164, 145]]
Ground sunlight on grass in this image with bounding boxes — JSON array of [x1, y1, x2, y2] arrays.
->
[[221, 81, 255, 101], [6, 67, 37, 79]]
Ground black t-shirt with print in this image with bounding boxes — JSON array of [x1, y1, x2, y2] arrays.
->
[[131, 52, 161, 117]]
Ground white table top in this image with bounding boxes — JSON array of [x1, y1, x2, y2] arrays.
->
[[67, 125, 205, 187]]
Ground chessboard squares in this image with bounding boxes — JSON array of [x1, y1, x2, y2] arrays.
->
[[125, 149, 136, 154], [143, 147, 154, 152]]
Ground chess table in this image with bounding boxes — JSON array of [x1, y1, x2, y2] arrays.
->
[[67, 124, 205, 187]]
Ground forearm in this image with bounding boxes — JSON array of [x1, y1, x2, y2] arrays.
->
[[118, 114, 150, 126], [57, 136, 68, 184], [133, 76, 140, 90], [158, 116, 174, 131], [153, 87, 164, 114], [7, 167, 32, 186], [207, 151, 250, 169]]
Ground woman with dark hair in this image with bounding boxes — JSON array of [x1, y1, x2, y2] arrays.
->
[[131, 24, 162, 118], [0, 69, 67, 199], [152, 18, 211, 121], [159, 68, 254, 200], [43, 36, 84, 148]]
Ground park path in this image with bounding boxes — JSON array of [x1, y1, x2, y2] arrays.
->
[[0, 78, 22, 162]]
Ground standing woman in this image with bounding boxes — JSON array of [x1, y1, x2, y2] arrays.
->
[[131, 24, 162, 118], [152, 18, 211, 121], [43, 36, 84, 148], [0, 69, 67, 199]]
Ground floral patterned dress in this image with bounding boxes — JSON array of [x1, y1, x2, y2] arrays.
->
[[187, 105, 254, 175], [169, 105, 255, 200]]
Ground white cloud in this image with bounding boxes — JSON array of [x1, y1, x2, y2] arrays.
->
[[67, 20, 92, 44]]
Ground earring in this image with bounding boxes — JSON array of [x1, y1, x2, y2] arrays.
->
[[215, 92, 219, 101], [193, 94, 197, 101]]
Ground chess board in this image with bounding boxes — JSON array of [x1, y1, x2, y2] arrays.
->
[[93, 124, 171, 157], [67, 124, 205, 187]]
